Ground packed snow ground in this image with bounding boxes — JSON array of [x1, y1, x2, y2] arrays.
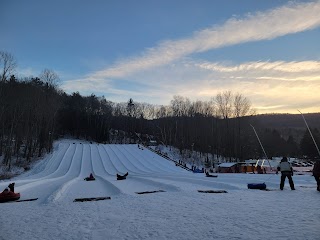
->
[[0, 139, 319, 240]]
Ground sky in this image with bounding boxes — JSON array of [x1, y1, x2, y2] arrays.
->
[[0, 140, 319, 240], [1, 0, 320, 114]]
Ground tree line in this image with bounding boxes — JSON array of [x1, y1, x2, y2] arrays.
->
[[1, 51, 319, 169]]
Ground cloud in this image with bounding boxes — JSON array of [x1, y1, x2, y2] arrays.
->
[[90, 1, 320, 79], [195, 61, 320, 84], [196, 61, 320, 74], [190, 60, 320, 113], [61, 1, 320, 113], [62, 59, 320, 113]]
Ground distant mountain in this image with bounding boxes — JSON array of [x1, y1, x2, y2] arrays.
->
[[249, 112, 320, 142], [252, 113, 320, 129]]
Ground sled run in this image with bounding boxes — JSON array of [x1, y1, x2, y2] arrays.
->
[[0, 139, 319, 240]]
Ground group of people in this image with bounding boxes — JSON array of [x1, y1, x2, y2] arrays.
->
[[276, 157, 320, 191], [83, 172, 130, 181], [2, 158, 320, 193]]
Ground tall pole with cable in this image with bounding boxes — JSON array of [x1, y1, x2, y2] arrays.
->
[[298, 110, 320, 157], [250, 124, 272, 171]]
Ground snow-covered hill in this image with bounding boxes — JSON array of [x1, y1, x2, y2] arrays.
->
[[0, 140, 319, 240]]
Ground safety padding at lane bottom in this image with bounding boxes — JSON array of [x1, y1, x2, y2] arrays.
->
[[198, 190, 228, 193], [73, 197, 111, 202], [135, 190, 166, 194]]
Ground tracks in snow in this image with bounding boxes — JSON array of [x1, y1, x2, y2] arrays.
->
[[2, 143, 240, 203]]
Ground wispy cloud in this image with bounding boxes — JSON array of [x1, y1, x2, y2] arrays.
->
[[89, 1, 320, 79], [63, 59, 320, 113], [191, 60, 320, 113], [196, 61, 320, 74], [62, 1, 320, 113]]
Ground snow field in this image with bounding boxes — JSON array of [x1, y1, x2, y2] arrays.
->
[[0, 141, 319, 240]]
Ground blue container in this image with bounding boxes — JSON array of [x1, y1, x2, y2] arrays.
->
[[247, 183, 266, 190]]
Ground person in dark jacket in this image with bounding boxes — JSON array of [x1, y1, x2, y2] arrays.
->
[[84, 173, 95, 181], [276, 157, 295, 190], [2, 182, 15, 193], [313, 160, 320, 191], [8, 183, 15, 192], [117, 172, 128, 180]]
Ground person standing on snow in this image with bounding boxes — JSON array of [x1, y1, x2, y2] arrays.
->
[[276, 157, 295, 190], [312, 160, 320, 191]]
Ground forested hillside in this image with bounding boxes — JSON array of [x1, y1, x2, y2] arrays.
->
[[1, 51, 319, 172], [252, 113, 320, 130], [250, 113, 320, 147]]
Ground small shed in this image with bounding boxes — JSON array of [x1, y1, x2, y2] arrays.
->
[[217, 163, 238, 173]]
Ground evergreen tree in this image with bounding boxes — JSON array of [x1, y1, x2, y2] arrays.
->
[[300, 128, 320, 158]]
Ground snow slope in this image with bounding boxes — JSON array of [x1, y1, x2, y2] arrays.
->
[[0, 140, 319, 240]]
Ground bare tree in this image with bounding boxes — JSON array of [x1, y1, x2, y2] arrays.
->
[[233, 93, 255, 118], [134, 102, 158, 120], [233, 93, 255, 161], [156, 105, 171, 118], [215, 91, 233, 119], [189, 100, 215, 117], [39, 69, 60, 87], [170, 95, 191, 117], [0, 51, 17, 82], [0, 52, 17, 161], [215, 91, 256, 161]]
